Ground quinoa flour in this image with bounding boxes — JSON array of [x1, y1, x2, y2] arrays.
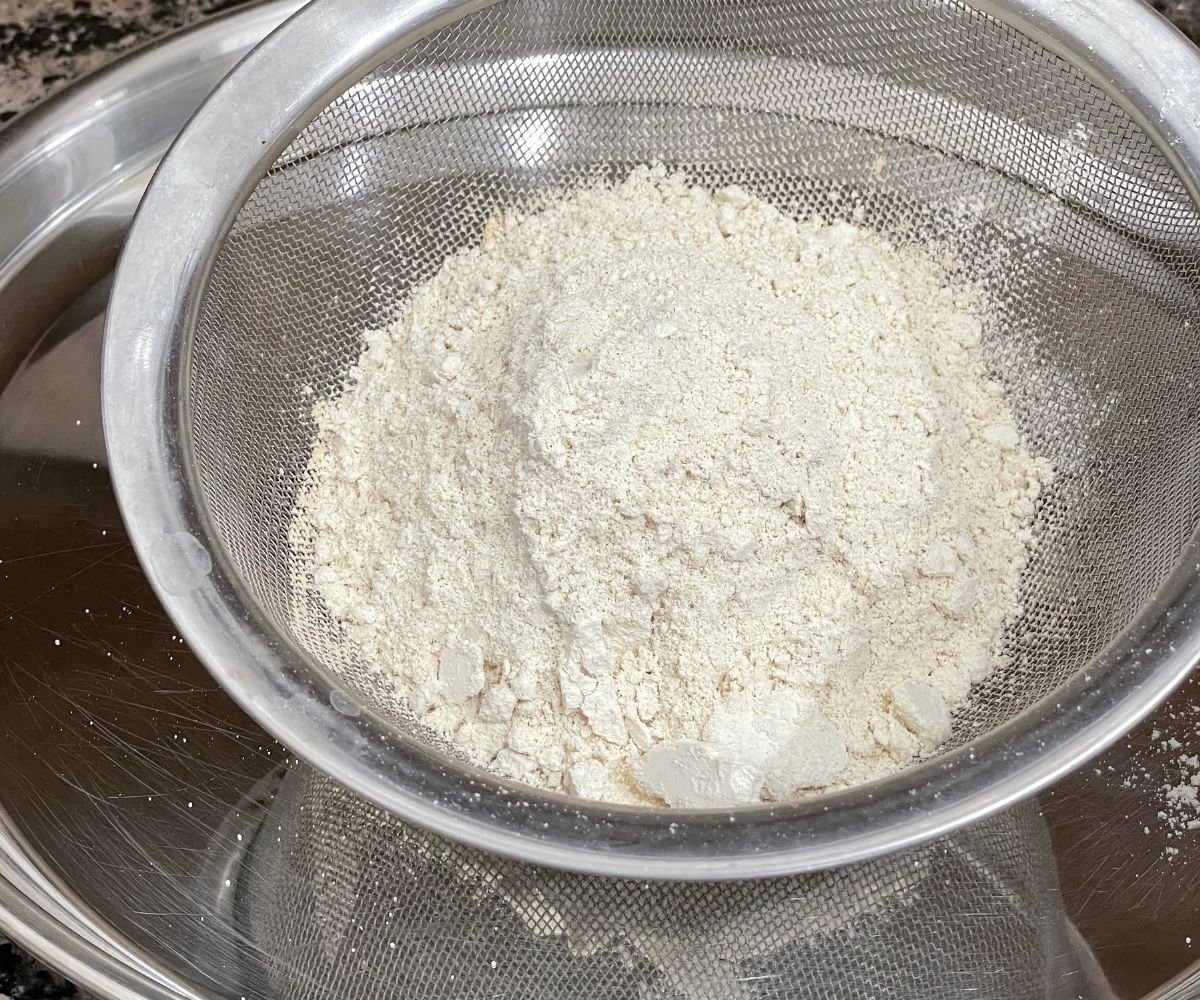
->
[[292, 166, 1052, 806]]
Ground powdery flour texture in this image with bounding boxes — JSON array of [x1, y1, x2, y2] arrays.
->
[[292, 167, 1052, 807]]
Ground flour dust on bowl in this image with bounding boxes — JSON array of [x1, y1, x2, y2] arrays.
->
[[104, 0, 1200, 878]]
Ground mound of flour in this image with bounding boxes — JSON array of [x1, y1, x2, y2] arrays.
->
[[293, 166, 1051, 806]]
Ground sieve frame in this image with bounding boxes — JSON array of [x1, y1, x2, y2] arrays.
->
[[104, 0, 1200, 879]]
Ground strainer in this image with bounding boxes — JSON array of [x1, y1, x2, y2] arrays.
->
[[104, 0, 1200, 878], [230, 763, 1118, 1000]]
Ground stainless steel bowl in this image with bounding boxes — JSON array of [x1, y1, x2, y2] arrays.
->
[[2, 6, 1200, 996], [0, 5, 300, 996]]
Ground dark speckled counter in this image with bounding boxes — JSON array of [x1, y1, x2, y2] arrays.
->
[[1, 0, 1199, 997], [0, 0, 250, 123], [1154, 0, 1200, 37]]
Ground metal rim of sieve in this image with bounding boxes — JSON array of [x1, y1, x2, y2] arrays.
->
[[104, 0, 1200, 879]]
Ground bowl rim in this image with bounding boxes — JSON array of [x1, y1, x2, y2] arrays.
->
[[104, 0, 1200, 879]]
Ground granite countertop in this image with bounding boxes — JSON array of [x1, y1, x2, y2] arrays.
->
[[2, 0, 1200, 998], [0, 0, 249, 123], [1158, 0, 1200, 37]]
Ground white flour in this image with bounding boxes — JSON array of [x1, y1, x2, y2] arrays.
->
[[1157, 731, 1200, 839], [293, 166, 1052, 806]]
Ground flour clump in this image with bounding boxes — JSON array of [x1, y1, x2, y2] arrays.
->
[[292, 166, 1052, 806]]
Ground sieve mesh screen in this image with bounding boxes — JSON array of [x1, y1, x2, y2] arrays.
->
[[188, 0, 1200, 783], [237, 765, 1114, 999]]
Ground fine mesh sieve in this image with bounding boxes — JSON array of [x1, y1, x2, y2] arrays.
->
[[105, 0, 1200, 877], [228, 764, 1119, 1000]]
